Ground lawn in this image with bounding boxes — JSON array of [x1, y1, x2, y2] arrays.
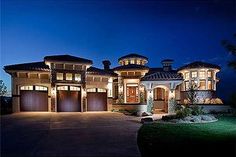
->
[[138, 116, 236, 157]]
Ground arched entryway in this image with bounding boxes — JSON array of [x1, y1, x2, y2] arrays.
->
[[153, 86, 169, 113]]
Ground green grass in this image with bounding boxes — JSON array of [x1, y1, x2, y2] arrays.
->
[[138, 116, 236, 157]]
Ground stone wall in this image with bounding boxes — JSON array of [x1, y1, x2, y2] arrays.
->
[[112, 104, 147, 112]]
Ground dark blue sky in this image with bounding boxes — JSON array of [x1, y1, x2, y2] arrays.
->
[[1, 0, 236, 100]]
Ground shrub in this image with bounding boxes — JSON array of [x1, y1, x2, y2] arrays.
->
[[176, 107, 192, 118], [191, 105, 204, 115], [162, 115, 177, 121]]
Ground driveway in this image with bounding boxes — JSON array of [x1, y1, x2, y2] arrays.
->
[[1, 112, 142, 157]]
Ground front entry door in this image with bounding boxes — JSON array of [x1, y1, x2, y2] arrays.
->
[[127, 86, 138, 103]]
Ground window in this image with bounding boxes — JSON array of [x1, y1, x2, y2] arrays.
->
[[20, 86, 33, 90], [57, 86, 68, 90], [29, 73, 38, 79], [70, 86, 80, 91], [55, 64, 64, 69], [185, 72, 189, 80], [102, 78, 108, 82], [208, 81, 212, 90], [191, 71, 197, 78], [127, 72, 135, 76], [75, 74, 81, 81], [199, 71, 205, 78], [185, 81, 189, 90], [35, 86, 47, 91], [40, 74, 49, 79], [199, 80, 206, 90], [66, 73, 72, 80], [86, 77, 93, 81], [153, 88, 165, 100], [136, 60, 141, 65], [57, 73, 63, 80], [19, 73, 27, 78], [94, 77, 100, 82], [65, 64, 73, 70], [74, 65, 82, 70], [97, 88, 106, 93], [130, 60, 135, 64], [125, 60, 129, 65], [87, 88, 96, 92], [207, 71, 212, 78], [121, 72, 127, 76]]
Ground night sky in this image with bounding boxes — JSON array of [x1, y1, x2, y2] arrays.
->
[[1, 0, 236, 101]]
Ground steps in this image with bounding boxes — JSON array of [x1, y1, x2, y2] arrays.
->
[[153, 109, 166, 114]]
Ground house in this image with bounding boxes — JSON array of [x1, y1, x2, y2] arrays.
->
[[4, 54, 222, 113]]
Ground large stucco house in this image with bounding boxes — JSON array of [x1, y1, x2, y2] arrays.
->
[[4, 54, 222, 113]]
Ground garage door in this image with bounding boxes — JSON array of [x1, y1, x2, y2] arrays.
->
[[87, 88, 107, 111], [20, 85, 48, 111], [57, 86, 81, 112]]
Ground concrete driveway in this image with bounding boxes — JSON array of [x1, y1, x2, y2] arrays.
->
[[1, 112, 142, 157]]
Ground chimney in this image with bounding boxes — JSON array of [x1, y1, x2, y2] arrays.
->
[[102, 60, 111, 71], [161, 59, 174, 71]]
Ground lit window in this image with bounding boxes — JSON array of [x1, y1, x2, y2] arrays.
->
[[199, 71, 205, 78], [208, 81, 212, 90], [185, 81, 189, 90], [125, 60, 129, 65], [20, 86, 33, 90], [207, 71, 212, 77], [130, 60, 135, 64], [136, 60, 141, 65], [199, 80, 206, 90], [70, 86, 80, 91], [35, 86, 47, 91], [87, 88, 96, 92], [56, 73, 63, 80], [66, 73, 72, 80], [57, 86, 68, 90], [185, 72, 189, 80], [75, 74, 81, 81], [97, 88, 106, 93], [191, 71, 197, 78]]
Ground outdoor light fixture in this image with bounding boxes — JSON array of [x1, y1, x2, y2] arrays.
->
[[51, 87, 56, 96]]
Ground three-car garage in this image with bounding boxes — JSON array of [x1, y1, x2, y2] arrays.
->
[[20, 85, 108, 112]]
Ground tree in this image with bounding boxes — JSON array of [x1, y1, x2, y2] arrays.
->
[[186, 80, 198, 105], [222, 34, 236, 71], [0, 80, 7, 96]]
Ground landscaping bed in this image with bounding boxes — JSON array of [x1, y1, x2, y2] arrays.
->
[[137, 116, 236, 157]]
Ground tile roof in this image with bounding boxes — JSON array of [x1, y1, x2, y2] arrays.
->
[[87, 67, 118, 76], [113, 64, 149, 71], [118, 53, 148, 61], [44, 54, 93, 64], [141, 68, 183, 81], [4, 62, 50, 72], [178, 61, 220, 71]]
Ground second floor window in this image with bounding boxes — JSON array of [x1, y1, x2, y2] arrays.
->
[[191, 71, 197, 78], [66, 73, 72, 80], [199, 71, 205, 78], [56, 73, 63, 80], [185, 72, 189, 80], [75, 74, 81, 81], [208, 71, 212, 78]]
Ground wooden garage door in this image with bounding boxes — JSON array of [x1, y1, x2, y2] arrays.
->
[[87, 88, 107, 111], [57, 86, 81, 112], [20, 86, 48, 111]]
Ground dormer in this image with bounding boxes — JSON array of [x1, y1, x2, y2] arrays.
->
[[118, 53, 148, 66]]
